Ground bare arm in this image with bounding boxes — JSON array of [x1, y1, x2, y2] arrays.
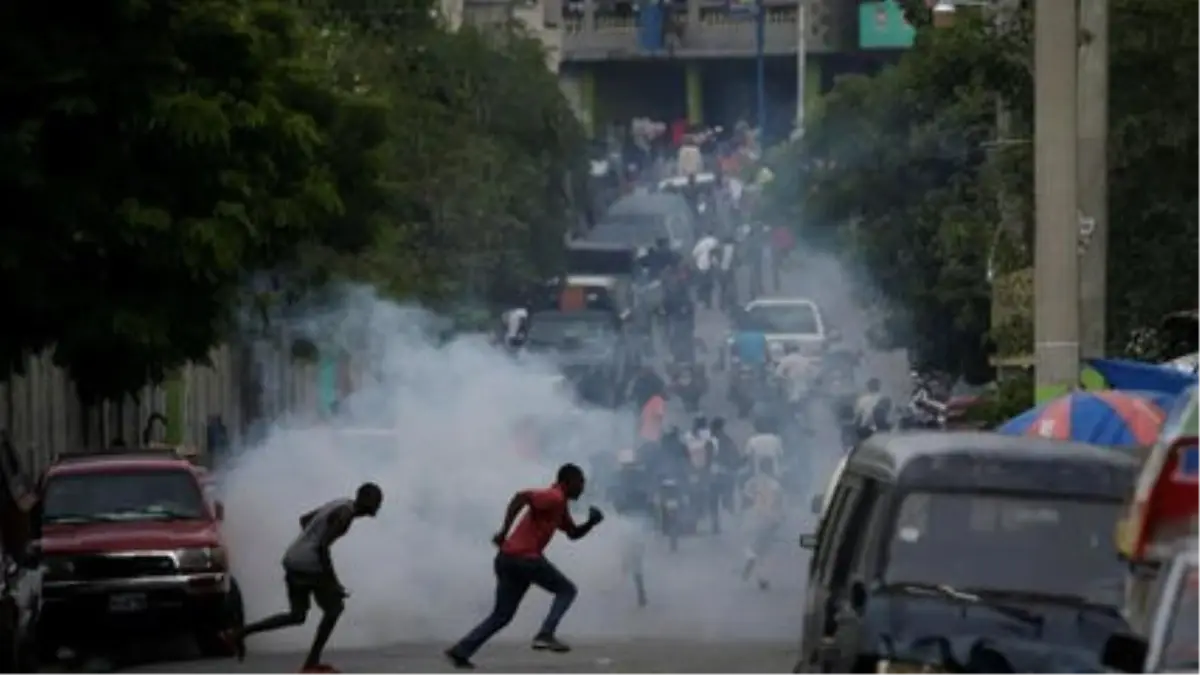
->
[[495, 491, 533, 542], [316, 507, 354, 588], [560, 510, 599, 541]]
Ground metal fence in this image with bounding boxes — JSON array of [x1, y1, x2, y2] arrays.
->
[[0, 343, 332, 475]]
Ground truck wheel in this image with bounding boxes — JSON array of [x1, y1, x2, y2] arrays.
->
[[197, 579, 244, 658]]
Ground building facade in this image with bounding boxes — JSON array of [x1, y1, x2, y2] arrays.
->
[[462, 0, 919, 138]]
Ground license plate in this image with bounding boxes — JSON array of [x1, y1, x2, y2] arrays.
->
[[108, 592, 147, 613], [665, 499, 679, 508]]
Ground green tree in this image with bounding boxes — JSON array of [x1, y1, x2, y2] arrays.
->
[[302, 5, 587, 308], [0, 0, 390, 401], [764, 11, 1026, 379], [1105, 0, 1198, 350]]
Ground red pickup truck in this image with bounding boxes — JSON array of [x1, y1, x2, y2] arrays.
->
[[33, 450, 242, 660]]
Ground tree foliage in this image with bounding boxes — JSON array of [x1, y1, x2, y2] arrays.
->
[[0, 0, 585, 400], [765, 0, 1196, 379], [765, 10, 1028, 379]]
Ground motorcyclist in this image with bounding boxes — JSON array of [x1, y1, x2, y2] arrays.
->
[[907, 371, 948, 428]]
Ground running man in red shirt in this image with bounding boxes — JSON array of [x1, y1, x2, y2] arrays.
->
[[445, 464, 603, 669]]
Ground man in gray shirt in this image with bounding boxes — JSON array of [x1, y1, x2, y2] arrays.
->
[[227, 483, 383, 673]]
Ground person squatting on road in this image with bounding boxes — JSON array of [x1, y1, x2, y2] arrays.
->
[[228, 483, 384, 673], [445, 464, 604, 669]]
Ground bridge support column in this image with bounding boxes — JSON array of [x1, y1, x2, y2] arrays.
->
[[685, 63, 702, 126]]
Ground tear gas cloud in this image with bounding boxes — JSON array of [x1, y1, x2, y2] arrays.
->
[[217, 240, 905, 651], [218, 288, 798, 652]]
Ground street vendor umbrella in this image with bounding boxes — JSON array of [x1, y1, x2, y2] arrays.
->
[[998, 390, 1168, 446], [1087, 358, 1196, 398]]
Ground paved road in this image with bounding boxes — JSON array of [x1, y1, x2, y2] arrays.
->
[[123, 640, 797, 673], [107, 250, 904, 674]]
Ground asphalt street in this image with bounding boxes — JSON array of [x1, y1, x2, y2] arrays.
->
[[109, 252, 906, 674]]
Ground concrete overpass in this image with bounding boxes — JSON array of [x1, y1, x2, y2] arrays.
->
[[465, 0, 867, 136]]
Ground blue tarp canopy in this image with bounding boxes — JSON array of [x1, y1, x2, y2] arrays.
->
[[1088, 358, 1196, 398]]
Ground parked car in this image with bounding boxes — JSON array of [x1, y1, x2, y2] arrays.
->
[[33, 448, 242, 661], [1103, 539, 1197, 673], [0, 433, 41, 671], [797, 432, 1137, 673]]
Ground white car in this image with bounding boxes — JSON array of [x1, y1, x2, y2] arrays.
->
[[729, 297, 827, 359]]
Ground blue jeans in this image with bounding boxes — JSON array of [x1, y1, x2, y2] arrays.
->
[[450, 553, 578, 658]]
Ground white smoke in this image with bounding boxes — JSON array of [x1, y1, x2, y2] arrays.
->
[[216, 287, 807, 654]]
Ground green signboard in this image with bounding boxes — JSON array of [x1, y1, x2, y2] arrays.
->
[[859, 0, 916, 49]]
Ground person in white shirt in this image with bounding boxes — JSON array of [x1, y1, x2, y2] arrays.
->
[[677, 141, 702, 177], [774, 344, 815, 404], [742, 418, 784, 479], [691, 234, 720, 309], [683, 416, 713, 470], [853, 378, 885, 432]]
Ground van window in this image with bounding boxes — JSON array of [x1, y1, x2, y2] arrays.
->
[[829, 478, 881, 589], [813, 482, 857, 582], [883, 491, 1124, 604]]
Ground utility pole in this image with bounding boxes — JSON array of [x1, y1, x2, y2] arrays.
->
[[1033, 0, 1080, 396], [794, 0, 807, 135], [1077, 0, 1109, 359]]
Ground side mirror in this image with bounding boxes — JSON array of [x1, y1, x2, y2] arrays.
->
[[849, 580, 868, 613], [1100, 633, 1147, 673], [213, 501, 225, 521], [799, 533, 818, 550], [810, 494, 824, 515]]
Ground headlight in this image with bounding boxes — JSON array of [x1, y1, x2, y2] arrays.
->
[[43, 555, 75, 580], [876, 660, 946, 674], [175, 547, 227, 572]]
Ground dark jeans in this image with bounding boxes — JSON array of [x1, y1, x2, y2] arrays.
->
[[450, 553, 578, 658]]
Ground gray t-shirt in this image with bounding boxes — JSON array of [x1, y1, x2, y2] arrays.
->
[[282, 498, 354, 573]]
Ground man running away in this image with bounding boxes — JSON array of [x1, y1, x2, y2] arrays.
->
[[445, 463, 604, 669], [228, 483, 383, 673]]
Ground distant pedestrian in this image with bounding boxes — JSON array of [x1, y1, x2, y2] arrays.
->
[[445, 464, 604, 669], [229, 483, 383, 673]]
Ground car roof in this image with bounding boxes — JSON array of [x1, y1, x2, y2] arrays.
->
[[48, 452, 197, 477], [566, 275, 620, 287], [850, 431, 1139, 478], [746, 297, 820, 308], [607, 193, 690, 216]]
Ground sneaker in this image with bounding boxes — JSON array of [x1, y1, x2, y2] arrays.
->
[[531, 634, 571, 653], [444, 648, 476, 670]]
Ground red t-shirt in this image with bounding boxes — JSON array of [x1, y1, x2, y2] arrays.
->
[[639, 395, 666, 441], [500, 485, 569, 558]]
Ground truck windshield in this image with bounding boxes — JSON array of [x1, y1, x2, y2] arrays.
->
[[42, 469, 207, 523], [884, 491, 1124, 606], [1162, 565, 1198, 671]]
